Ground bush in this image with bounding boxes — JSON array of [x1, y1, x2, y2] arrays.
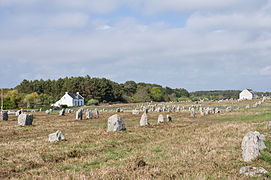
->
[[87, 99, 99, 106]]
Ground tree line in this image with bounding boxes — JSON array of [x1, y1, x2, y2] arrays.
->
[[1, 75, 189, 109], [1, 75, 270, 109]]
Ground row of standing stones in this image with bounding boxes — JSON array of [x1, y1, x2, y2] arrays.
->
[[1, 97, 269, 177]]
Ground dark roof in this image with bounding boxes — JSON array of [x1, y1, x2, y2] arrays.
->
[[68, 93, 84, 100], [245, 88, 255, 94]]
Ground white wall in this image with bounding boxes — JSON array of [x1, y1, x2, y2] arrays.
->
[[239, 89, 253, 100]]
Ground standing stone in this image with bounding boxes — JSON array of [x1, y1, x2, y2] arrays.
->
[[16, 110, 22, 116], [93, 109, 99, 118], [1, 111, 8, 121], [190, 108, 195, 117], [158, 114, 164, 123], [167, 114, 172, 122], [241, 131, 266, 162], [59, 109, 65, 116], [76, 108, 83, 120], [226, 106, 232, 112], [246, 104, 250, 109], [45, 110, 50, 114], [86, 111, 93, 119], [18, 114, 33, 126], [140, 112, 148, 126], [176, 106, 181, 112], [49, 130, 66, 142], [107, 114, 126, 132]]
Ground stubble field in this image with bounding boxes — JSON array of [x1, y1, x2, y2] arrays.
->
[[1, 99, 271, 179]]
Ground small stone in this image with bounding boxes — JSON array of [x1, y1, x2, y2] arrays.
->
[[49, 130, 65, 142], [59, 109, 65, 116], [86, 111, 93, 119], [140, 112, 148, 126], [167, 114, 172, 122], [93, 109, 99, 118], [107, 114, 126, 132], [18, 114, 33, 126], [158, 114, 164, 123], [45, 110, 50, 114], [1, 111, 8, 121], [240, 166, 267, 177], [76, 108, 83, 120]]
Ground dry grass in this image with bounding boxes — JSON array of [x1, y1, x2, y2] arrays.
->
[[1, 99, 271, 179]]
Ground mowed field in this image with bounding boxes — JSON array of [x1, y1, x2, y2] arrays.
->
[[1, 100, 271, 179]]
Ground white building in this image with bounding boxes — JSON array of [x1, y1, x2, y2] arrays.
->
[[239, 88, 258, 100], [52, 92, 84, 107]]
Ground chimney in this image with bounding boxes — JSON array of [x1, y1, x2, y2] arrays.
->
[[65, 92, 68, 94], [76, 92, 79, 95]]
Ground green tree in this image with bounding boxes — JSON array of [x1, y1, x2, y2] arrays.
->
[[150, 87, 163, 102]]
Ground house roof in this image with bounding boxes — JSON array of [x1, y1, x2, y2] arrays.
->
[[67, 93, 84, 100], [245, 88, 255, 94]]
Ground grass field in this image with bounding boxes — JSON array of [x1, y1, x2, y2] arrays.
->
[[1, 99, 271, 179]]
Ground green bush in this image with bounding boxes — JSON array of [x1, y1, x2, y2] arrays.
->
[[88, 99, 99, 106]]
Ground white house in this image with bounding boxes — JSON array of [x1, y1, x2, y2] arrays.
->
[[239, 88, 258, 100], [52, 92, 84, 107]]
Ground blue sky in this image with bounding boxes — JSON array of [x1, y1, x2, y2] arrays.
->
[[0, 0, 271, 92]]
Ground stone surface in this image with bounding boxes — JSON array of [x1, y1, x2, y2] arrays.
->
[[45, 110, 50, 114], [140, 112, 148, 126], [107, 114, 126, 132], [226, 106, 232, 112], [158, 114, 164, 123], [93, 109, 99, 118], [49, 130, 66, 142], [167, 114, 172, 122], [76, 108, 83, 120], [241, 131, 266, 162], [1, 111, 8, 120], [18, 114, 33, 126], [190, 108, 195, 117], [59, 109, 65, 116], [240, 166, 267, 177], [16, 110, 22, 116], [86, 111, 93, 119]]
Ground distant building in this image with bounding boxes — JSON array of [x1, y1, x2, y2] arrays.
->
[[52, 92, 84, 107], [239, 88, 258, 100]]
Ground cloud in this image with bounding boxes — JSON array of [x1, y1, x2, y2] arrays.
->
[[47, 13, 89, 29], [260, 66, 271, 75]]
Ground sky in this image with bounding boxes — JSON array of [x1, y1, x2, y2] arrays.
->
[[0, 0, 271, 92]]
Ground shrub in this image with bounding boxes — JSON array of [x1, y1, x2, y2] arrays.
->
[[88, 99, 99, 106]]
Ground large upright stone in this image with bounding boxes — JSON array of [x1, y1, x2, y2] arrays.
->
[[18, 114, 33, 126], [1, 111, 8, 121], [76, 108, 83, 120], [49, 130, 66, 142], [158, 114, 164, 123], [107, 114, 126, 132], [241, 131, 266, 162], [140, 112, 148, 126], [59, 109, 65, 116]]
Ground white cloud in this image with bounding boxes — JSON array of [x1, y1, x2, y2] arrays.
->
[[260, 66, 271, 75], [47, 13, 89, 29]]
